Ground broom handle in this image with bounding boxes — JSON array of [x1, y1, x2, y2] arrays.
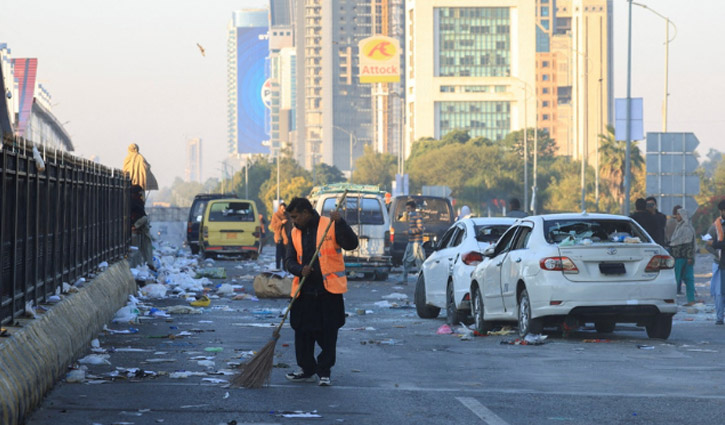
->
[[272, 190, 349, 337]]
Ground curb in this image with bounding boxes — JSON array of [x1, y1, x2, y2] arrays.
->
[[0, 260, 136, 425]]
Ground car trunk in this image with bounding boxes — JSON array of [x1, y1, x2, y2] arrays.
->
[[558, 243, 661, 282]]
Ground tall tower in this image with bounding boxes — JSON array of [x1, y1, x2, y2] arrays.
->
[[227, 9, 270, 156], [185, 138, 202, 183], [294, 0, 379, 173], [268, 0, 295, 159], [406, 1, 537, 154]]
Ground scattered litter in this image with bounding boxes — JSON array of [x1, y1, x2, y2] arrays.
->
[[97, 261, 109, 271], [147, 308, 170, 318], [275, 410, 322, 418], [79, 354, 112, 365], [166, 305, 202, 314], [47, 295, 62, 304], [582, 339, 612, 343], [456, 323, 474, 340], [487, 326, 515, 336], [223, 392, 230, 399], [112, 304, 140, 323], [190, 295, 211, 307], [198, 360, 216, 369], [144, 358, 176, 363], [373, 300, 394, 308], [205, 347, 224, 352], [686, 348, 718, 353], [436, 324, 453, 335], [216, 284, 236, 295], [381, 292, 408, 300], [637, 345, 655, 350], [232, 293, 258, 301], [103, 325, 140, 334], [201, 377, 228, 385], [500, 335, 547, 346], [195, 267, 227, 279], [141, 283, 168, 299], [25, 301, 37, 319], [114, 347, 151, 352], [66, 368, 87, 383]]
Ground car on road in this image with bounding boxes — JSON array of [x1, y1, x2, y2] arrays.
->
[[199, 198, 262, 260], [415, 217, 516, 324], [187, 193, 237, 254], [388, 195, 454, 266], [468, 213, 678, 339]]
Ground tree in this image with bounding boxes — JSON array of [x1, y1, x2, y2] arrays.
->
[[597, 125, 644, 213], [258, 153, 312, 215], [543, 157, 597, 213], [352, 145, 396, 189], [312, 162, 346, 185], [500, 128, 558, 159]]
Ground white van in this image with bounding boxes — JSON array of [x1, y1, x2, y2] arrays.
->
[[309, 184, 392, 280]]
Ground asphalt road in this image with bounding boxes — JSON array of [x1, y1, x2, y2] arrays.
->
[[26, 247, 725, 425]]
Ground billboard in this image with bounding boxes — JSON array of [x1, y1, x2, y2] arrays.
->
[[237, 27, 269, 154], [358, 35, 401, 83]]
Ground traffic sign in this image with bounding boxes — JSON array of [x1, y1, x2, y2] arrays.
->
[[645, 132, 701, 214]]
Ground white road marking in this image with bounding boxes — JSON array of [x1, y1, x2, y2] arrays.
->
[[456, 397, 511, 425]]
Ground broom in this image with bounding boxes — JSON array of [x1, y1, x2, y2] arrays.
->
[[231, 190, 349, 388]]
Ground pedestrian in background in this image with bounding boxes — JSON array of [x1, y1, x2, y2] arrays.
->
[[506, 198, 527, 218], [646, 196, 667, 246], [670, 207, 696, 304], [457, 205, 472, 221], [401, 200, 425, 284], [270, 202, 290, 271], [665, 204, 681, 247], [130, 184, 155, 271], [630, 198, 657, 241], [706, 200, 725, 325], [284, 197, 358, 386]]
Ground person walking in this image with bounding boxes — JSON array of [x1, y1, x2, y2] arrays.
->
[[270, 202, 290, 271], [646, 196, 667, 246], [665, 204, 681, 247], [401, 200, 425, 284], [506, 198, 527, 218], [706, 200, 725, 325], [670, 207, 696, 304], [130, 185, 155, 271], [284, 197, 358, 386]]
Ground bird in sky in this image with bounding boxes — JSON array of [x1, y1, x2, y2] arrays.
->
[[196, 43, 206, 57]]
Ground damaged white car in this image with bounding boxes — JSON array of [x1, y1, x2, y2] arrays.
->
[[469, 213, 678, 339]]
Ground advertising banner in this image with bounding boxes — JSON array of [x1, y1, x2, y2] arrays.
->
[[358, 35, 401, 84]]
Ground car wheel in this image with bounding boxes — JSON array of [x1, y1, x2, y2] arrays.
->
[[373, 271, 389, 281], [646, 314, 672, 339], [594, 320, 616, 334], [446, 281, 464, 326], [472, 285, 494, 334], [415, 274, 440, 319], [518, 289, 543, 337], [190, 245, 199, 255]]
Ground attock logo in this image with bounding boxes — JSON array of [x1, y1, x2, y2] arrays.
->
[[363, 39, 396, 61]]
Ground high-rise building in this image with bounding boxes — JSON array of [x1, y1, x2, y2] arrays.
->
[[185, 138, 202, 183], [295, 0, 399, 173], [268, 0, 295, 158], [547, 0, 613, 160], [406, 1, 537, 154], [227, 9, 270, 156]]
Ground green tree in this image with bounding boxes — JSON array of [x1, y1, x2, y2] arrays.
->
[[500, 128, 558, 159], [543, 157, 597, 213], [258, 153, 312, 214], [312, 162, 346, 185], [352, 145, 396, 189], [598, 125, 644, 213]]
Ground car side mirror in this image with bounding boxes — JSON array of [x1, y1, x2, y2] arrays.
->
[[483, 246, 496, 258], [422, 241, 433, 250]]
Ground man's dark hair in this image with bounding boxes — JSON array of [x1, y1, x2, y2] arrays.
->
[[509, 198, 521, 210], [635, 198, 647, 211], [279, 202, 286, 207], [287, 197, 314, 214], [645, 196, 657, 206], [405, 200, 416, 209], [718, 200, 725, 211], [672, 205, 682, 215]]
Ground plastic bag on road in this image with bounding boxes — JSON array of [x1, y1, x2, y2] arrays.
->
[[79, 354, 111, 365], [140, 283, 168, 299]]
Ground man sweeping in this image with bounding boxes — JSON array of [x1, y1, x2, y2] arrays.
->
[[284, 197, 358, 386]]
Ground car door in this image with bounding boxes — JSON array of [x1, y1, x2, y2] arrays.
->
[[481, 226, 519, 316], [500, 224, 533, 313], [424, 226, 461, 307]]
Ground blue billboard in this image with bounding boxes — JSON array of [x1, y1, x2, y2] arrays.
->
[[237, 26, 269, 154]]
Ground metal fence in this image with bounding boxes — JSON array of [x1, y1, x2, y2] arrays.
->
[[1, 139, 131, 326]]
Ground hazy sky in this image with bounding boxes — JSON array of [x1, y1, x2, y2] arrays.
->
[[1, 0, 722, 188]]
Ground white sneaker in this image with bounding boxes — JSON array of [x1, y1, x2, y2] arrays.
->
[[318, 376, 331, 386]]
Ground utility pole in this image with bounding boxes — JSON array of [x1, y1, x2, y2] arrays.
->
[[624, 0, 633, 215]]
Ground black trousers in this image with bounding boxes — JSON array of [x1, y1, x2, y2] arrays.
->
[[294, 328, 339, 378], [275, 242, 286, 270]]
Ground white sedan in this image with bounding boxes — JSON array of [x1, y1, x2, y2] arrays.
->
[[469, 213, 678, 339], [415, 217, 516, 324]]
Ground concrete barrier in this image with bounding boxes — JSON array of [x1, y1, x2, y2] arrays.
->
[[0, 260, 136, 425]]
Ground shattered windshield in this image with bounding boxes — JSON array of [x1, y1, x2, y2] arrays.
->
[[544, 219, 650, 245]]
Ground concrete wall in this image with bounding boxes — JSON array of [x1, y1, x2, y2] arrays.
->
[[0, 260, 136, 425]]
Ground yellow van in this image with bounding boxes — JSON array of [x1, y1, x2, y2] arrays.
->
[[199, 198, 261, 260]]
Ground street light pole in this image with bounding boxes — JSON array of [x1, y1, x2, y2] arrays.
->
[[624, 0, 633, 215], [523, 84, 528, 212], [333, 125, 358, 183]]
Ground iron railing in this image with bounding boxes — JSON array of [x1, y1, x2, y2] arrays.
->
[[1, 139, 130, 326]]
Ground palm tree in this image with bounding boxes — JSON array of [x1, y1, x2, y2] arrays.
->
[[598, 125, 644, 213]]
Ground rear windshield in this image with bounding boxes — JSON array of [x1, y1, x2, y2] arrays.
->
[[208, 202, 255, 222], [474, 224, 511, 243], [393, 198, 452, 223], [544, 219, 650, 244], [190, 201, 208, 222], [322, 197, 384, 225]]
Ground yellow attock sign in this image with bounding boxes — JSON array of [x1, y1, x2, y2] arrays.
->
[[358, 35, 401, 83]]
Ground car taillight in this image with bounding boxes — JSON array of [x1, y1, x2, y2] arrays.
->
[[389, 227, 394, 244], [461, 251, 484, 266], [540, 257, 579, 274], [187, 222, 192, 233], [645, 255, 675, 272]]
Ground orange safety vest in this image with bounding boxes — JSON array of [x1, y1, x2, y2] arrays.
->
[[290, 216, 348, 297]]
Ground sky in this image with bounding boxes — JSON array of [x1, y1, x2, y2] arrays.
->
[[1, 0, 723, 189]]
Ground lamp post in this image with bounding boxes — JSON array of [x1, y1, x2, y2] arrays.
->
[[388, 91, 405, 176], [631, 2, 676, 133], [333, 125, 358, 183], [624, 0, 633, 215], [511, 77, 535, 213]]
